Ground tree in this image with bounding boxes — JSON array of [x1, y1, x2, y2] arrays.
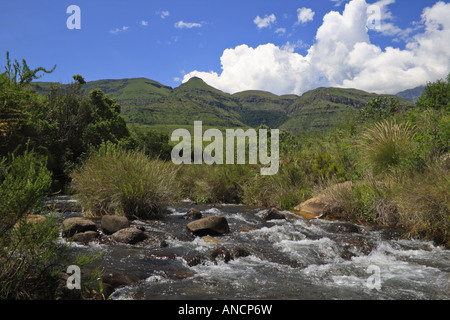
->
[[3, 51, 55, 87], [44, 83, 131, 187], [82, 89, 130, 149], [0, 52, 54, 157], [358, 97, 401, 122], [416, 73, 450, 111]]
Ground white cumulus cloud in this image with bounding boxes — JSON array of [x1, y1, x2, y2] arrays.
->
[[254, 14, 277, 29], [296, 8, 315, 24], [184, 0, 450, 95]]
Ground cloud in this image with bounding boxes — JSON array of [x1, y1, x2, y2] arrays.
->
[[254, 14, 276, 29], [184, 0, 450, 95], [275, 28, 286, 35], [174, 20, 202, 29], [183, 43, 312, 95], [109, 26, 129, 35], [159, 10, 170, 19], [296, 8, 315, 24], [139, 20, 149, 27], [330, 0, 347, 6]]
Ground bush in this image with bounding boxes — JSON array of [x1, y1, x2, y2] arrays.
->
[[71, 145, 181, 219], [0, 150, 52, 233], [241, 173, 304, 209], [359, 120, 417, 177], [0, 150, 67, 299], [316, 177, 392, 224], [393, 159, 450, 246], [178, 163, 253, 204]]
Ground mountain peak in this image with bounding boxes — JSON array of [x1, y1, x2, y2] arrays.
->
[[176, 76, 226, 95]]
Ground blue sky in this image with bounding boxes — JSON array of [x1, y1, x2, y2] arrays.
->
[[1, 0, 449, 95]]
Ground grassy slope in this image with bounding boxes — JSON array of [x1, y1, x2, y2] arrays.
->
[[281, 87, 414, 134], [32, 77, 415, 134]]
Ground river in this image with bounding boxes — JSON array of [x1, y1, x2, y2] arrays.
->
[[54, 197, 449, 300]]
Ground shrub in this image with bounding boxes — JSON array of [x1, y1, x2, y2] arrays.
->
[[358, 96, 402, 122], [359, 120, 417, 177], [0, 150, 52, 233], [0, 150, 67, 299], [393, 159, 450, 246], [71, 145, 181, 219], [178, 163, 253, 204], [316, 178, 392, 223]]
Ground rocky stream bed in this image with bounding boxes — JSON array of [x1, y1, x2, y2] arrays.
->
[[48, 196, 450, 300]]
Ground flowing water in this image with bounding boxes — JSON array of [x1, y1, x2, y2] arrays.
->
[[55, 198, 450, 300]]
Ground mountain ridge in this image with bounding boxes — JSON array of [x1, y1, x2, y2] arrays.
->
[[32, 77, 416, 133]]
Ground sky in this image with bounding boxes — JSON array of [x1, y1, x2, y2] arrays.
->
[[0, 0, 449, 95]]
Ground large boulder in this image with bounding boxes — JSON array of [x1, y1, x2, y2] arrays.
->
[[294, 182, 353, 220], [101, 215, 130, 234], [293, 196, 328, 219], [186, 216, 230, 236], [62, 217, 97, 237], [111, 227, 147, 244]]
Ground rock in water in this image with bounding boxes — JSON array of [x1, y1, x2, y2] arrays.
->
[[293, 196, 327, 219], [186, 216, 230, 236], [211, 246, 232, 263], [101, 215, 130, 234], [73, 231, 99, 244], [184, 208, 202, 220], [112, 228, 147, 244], [62, 217, 97, 237], [264, 208, 285, 221]]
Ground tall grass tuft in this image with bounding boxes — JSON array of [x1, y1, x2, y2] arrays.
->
[[71, 145, 181, 219], [393, 159, 450, 246], [359, 120, 417, 177]]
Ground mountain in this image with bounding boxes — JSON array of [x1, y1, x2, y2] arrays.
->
[[32, 77, 415, 134], [396, 85, 425, 102], [281, 87, 410, 133]]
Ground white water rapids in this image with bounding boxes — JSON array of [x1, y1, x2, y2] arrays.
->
[[58, 201, 449, 300]]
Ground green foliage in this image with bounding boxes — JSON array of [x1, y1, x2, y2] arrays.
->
[[82, 89, 130, 148], [71, 145, 181, 219], [357, 96, 402, 122], [72, 74, 86, 85], [131, 127, 172, 161], [40, 80, 131, 188], [359, 120, 417, 177], [0, 150, 53, 232], [0, 151, 68, 299], [0, 72, 46, 158], [178, 164, 252, 204], [416, 73, 450, 111], [393, 159, 450, 246], [3, 51, 55, 87]]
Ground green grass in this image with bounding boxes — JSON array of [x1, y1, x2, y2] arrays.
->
[[71, 145, 181, 219], [359, 120, 417, 177]]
